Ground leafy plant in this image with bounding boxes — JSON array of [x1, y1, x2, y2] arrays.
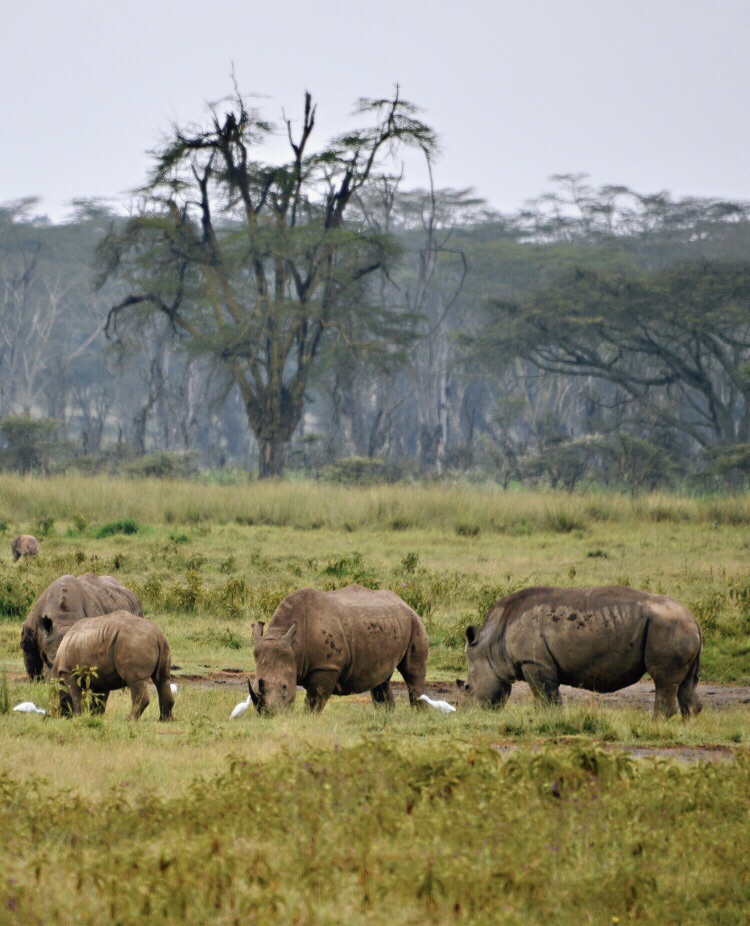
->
[[0, 672, 9, 715], [94, 519, 139, 538]]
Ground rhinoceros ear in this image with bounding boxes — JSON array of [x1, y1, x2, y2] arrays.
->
[[465, 625, 478, 646], [40, 615, 53, 635], [252, 622, 265, 645], [282, 623, 297, 646]]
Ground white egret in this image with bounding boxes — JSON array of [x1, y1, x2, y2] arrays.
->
[[419, 694, 456, 713], [230, 693, 253, 719], [170, 683, 179, 695], [13, 702, 46, 715]]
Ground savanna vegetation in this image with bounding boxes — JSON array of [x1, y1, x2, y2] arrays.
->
[[2, 82, 749, 924], [0, 477, 748, 923], [2, 101, 749, 486]]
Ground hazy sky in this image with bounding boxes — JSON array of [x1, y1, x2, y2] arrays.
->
[[3, 1, 748, 220]]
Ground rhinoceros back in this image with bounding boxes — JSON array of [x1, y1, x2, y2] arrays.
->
[[267, 584, 424, 694], [498, 586, 699, 693], [21, 573, 144, 679]]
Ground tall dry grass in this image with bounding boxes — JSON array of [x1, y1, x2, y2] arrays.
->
[[1, 474, 748, 531]]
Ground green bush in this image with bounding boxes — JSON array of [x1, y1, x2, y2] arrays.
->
[[34, 516, 55, 537], [94, 519, 139, 538], [124, 451, 199, 480], [321, 456, 412, 485], [0, 569, 35, 618]]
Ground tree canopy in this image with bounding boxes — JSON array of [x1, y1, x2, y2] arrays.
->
[[97, 86, 437, 476], [473, 260, 750, 448]]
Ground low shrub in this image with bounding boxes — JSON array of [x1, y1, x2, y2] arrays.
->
[[124, 451, 199, 480], [94, 519, 139, 538], [0, 569, 35, 618], [321, 456, 412, 486]]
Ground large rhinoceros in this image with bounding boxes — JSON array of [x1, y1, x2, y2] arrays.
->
[[21, 573, 144, 680], [248, 584, 429, 714], [49, 611, 174, 720], [460, 585, 702, 718]]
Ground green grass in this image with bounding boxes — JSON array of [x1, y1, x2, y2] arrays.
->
[[0, 707, 748, 925], [0, 477, 747, 924], [0, 478, 747, 681]]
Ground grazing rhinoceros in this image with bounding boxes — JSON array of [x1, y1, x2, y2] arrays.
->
[[459, 585, 702, 718], [248, 584, 429, 715], [49, 611, 174, 721], [21, 573, 143, 680], [12, 534, 39, 562]]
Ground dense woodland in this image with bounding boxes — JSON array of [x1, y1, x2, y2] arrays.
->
[[1, 93, 749, 487]]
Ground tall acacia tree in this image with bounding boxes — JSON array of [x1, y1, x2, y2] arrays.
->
[[97, 87, 437, 476]]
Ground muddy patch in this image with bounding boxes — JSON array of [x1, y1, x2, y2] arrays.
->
[[174, 670, 750, 712]]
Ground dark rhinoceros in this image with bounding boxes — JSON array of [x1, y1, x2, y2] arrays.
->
[[248, 584, 429, 714], [21, 573, 144, 680], [459, 585, 702, 718], [49, 611, 174, 720]]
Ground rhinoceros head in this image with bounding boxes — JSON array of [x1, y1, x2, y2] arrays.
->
[[460, 624, 512, 709], [38, 614, 72, 673], [36, 584, 83, 673], [250, 622, 297, 715]]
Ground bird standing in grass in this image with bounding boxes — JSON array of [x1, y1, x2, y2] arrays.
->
[[13, 702, 46, 715], [419, 694, 456, 713]]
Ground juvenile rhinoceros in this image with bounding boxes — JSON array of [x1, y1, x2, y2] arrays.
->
[[12, 535, 40, 562], [49, 611, 174, 720], [21, 573, 144, 680], [248, 584, 429, 714], [460, 585, 702, 718]]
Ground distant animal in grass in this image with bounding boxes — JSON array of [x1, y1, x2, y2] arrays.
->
[[248, 584, 429, 715], [12, 535, 39, 562], [458, 585, 702, 719], [49, 611, 174, 721], [21, 573, 143, 681]]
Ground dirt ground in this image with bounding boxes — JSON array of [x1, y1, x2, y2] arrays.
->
[[182, 667, 750, 712], [186, 670, 747, 763]]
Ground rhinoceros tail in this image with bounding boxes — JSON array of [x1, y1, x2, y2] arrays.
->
[[154, 634, 172, 685], [688, 639, 702, 687]]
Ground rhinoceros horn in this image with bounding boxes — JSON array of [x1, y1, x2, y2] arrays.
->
[[252, 622, 265, 645], [247, 678, 260, 707]]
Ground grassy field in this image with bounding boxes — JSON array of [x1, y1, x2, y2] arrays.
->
[[0, 477, 748, 924]]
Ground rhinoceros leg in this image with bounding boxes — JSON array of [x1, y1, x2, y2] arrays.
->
[[520, 663, 562, 705], [304, 670, 337, 713], [128, 680, 150, 720], [371, 679, 396, 709], [653, 683, 679, 719], [397, 627, 428, 707], [58, 673, 78, 716], [677, 673, 702, 718]]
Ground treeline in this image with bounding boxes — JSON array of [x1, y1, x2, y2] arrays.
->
[[1, 166, 749, 489]]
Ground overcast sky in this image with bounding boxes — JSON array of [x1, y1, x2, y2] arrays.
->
[[2, 0, 748, 221]]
